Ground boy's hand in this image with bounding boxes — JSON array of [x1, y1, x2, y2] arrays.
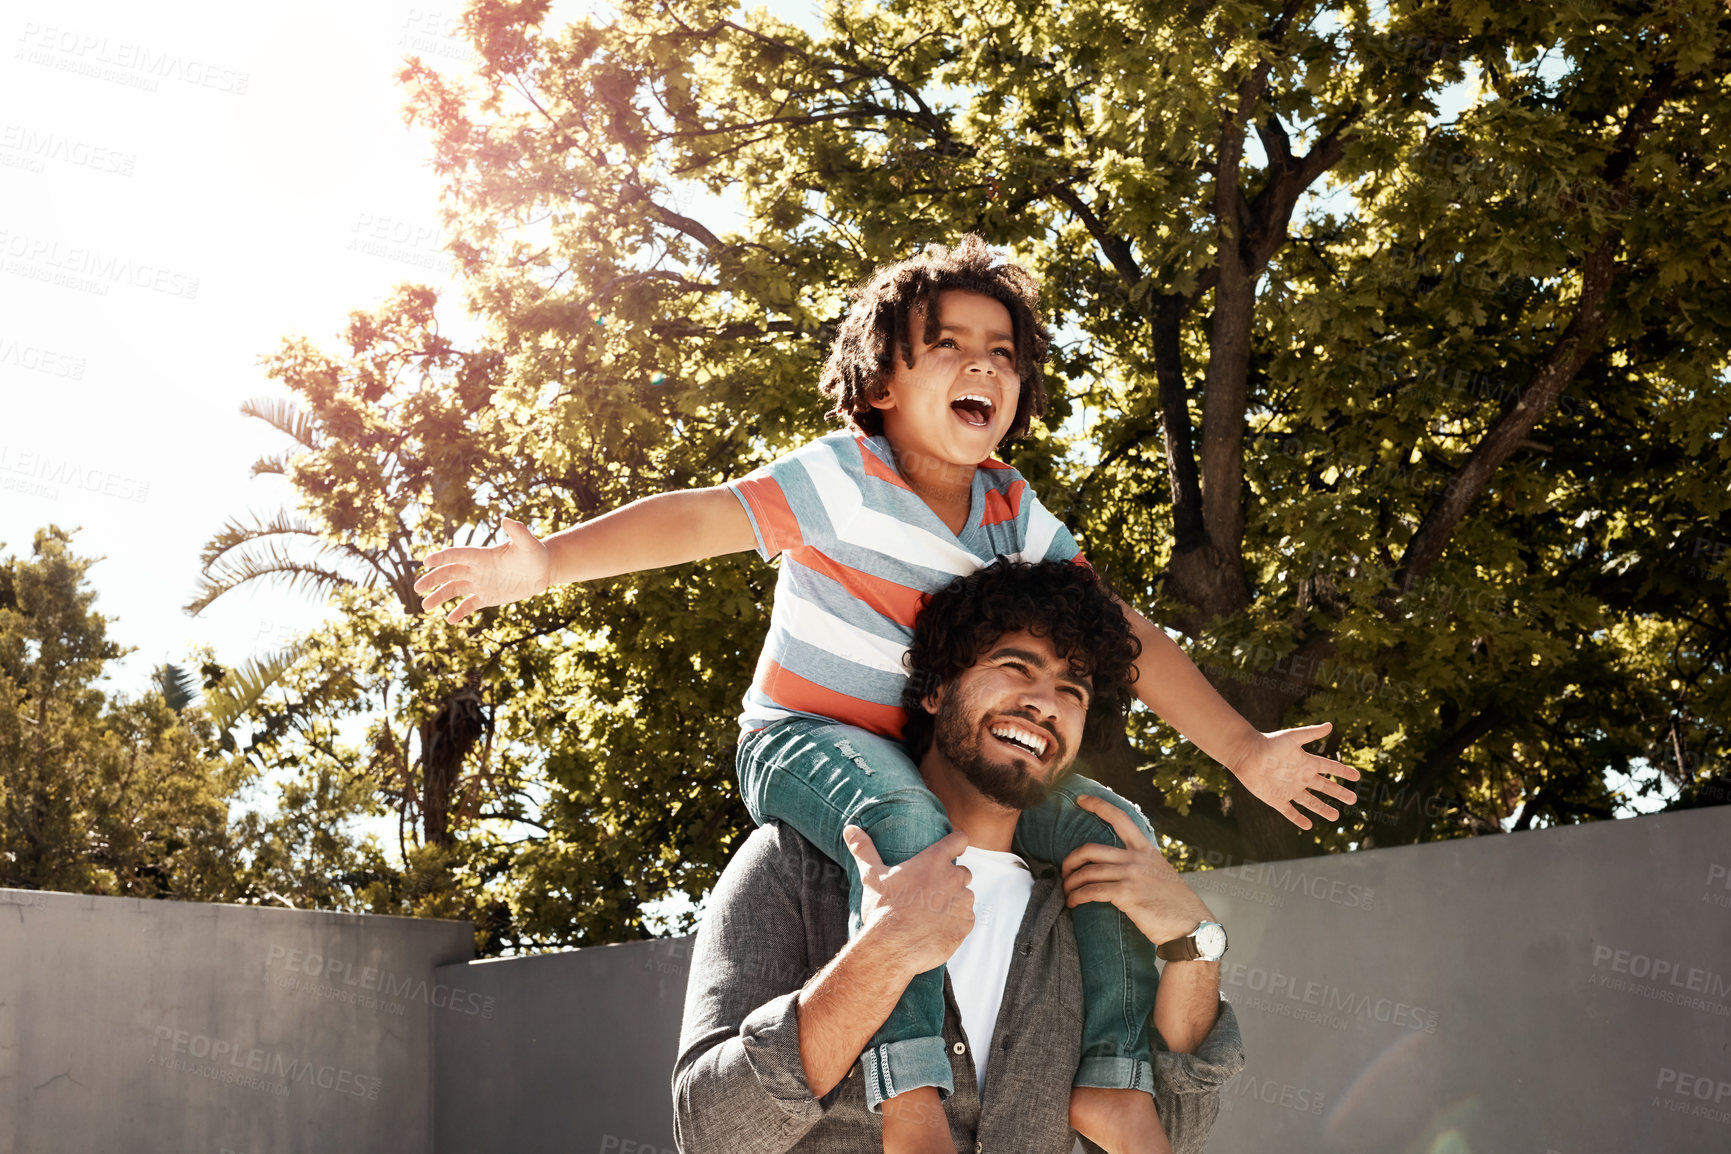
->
[[414, 517, 552, 625], [1232, 722, 1359, 829], [1061, 795, 1213, 947]]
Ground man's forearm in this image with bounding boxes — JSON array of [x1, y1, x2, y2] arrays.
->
[[796, 921, 917, 1098], [1118, 600, 1264, 775], [1152, 959, 1221, 1055]]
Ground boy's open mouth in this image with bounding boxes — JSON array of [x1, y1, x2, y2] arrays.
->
[[951, 393, 995, 428]]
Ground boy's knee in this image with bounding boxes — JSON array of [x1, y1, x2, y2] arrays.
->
[[1073, 789, 1156, 843], [854, 793, 951, 859]]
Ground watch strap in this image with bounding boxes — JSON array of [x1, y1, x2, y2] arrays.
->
[[1156, 927, 1202, 962]]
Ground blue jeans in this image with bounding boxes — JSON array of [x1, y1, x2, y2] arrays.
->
[[736, 717, 1160, 1112]]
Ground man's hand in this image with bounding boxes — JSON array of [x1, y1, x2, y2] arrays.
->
[[1231, 721, 1360, 830], [842, 826, 975, 979], [1059, 796, 1214, 948], [414, 517, 552, 625]]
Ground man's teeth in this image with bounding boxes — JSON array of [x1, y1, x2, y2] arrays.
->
[[990, 724, 1047, 756]]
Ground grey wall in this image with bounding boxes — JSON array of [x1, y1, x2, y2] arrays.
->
[[1187, 803, 1731, 1152], [6, 805, 1728, 1154], [0, 889, 474, 1154], [432, 936, 691, 1154], [435, 805, 1731, 1154]]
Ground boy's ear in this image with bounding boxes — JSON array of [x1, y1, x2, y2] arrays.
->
[[865, 377, 897, 412]]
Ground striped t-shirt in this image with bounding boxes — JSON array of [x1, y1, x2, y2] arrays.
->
[[725, 430, 1084, 741]]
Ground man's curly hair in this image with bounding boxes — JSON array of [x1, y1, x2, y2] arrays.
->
[[818, 234, 1051, 448], [900, 559, 1142, 764]]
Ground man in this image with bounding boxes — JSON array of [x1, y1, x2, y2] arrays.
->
[[672, 560, 1244, 1153]]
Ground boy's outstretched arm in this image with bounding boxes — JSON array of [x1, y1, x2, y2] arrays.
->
[[1113, 598, 1359, 830], [541, 487, 759, 583], [415, 487, 757, 624]]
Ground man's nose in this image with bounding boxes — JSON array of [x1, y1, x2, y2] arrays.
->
[[1014, 679, 1061, 719]]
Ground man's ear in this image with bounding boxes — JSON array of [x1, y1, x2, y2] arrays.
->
[[921, 678, 947, 715]]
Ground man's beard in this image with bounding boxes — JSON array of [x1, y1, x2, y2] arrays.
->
[[930, 690, 1072, 811]]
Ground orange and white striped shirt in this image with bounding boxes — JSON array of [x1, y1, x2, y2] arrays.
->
[[725, 431, 1084, 741]]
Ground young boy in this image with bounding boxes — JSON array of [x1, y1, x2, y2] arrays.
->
[[415, 235, 1358, 1154]]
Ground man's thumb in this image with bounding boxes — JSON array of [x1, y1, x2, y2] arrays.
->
[[502, 517, 537, 546], [842, 825, 882, 870]]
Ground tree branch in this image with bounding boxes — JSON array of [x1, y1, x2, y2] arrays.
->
[[1393, 63, 1679, 591], [1051, 186, 1206, 547], [1245, 107, 1364, 272]]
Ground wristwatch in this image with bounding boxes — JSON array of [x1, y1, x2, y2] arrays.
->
[[1156, 920, 1228, 963]]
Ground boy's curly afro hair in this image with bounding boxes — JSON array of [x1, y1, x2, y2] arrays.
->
[[817, 234, 1051, 449], [900, 558, 1142, 765]]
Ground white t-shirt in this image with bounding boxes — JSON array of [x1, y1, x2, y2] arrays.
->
[[945, 846, 1036, 1096]]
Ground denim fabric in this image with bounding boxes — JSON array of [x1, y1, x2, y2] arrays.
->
[[735, 718, 1160, 1107], [670, 820, 1246, 1154], [1013, 775, 1163, 1095], [735, 719, 956, 1110]]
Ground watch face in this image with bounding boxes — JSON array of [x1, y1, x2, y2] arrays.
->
[[1194, 922, 1227, 960]]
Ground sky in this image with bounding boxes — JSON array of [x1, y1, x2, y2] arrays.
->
[[0, 0, 819, 694]]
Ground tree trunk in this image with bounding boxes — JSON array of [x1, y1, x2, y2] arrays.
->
[[418, 674, 485, 847]]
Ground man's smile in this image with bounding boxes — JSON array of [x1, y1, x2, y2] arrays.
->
[[985, 715, 1056, 763]]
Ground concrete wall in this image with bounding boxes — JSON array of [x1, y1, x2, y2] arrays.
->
[[434, 805, 1731, 1154], [1187, 803, 1731, 1152], [432, 936, 691, 1154], [6, 805, 1728, 1153], [0, 889, 474, 1154]]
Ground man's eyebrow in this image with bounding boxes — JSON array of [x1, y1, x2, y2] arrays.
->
[[936, 323, 1016, 343], [990, 646, 1093, 692]]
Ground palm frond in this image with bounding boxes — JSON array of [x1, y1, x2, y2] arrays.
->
[[250, 451, 294, 478], [186, 538, 358, 615], [151, 662, 198, 712], [240, 397, 320, 449], [203, 648, 301, 743], [196, 510, 326, 572]]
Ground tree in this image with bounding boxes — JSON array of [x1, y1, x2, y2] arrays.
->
[[389, 0, 1728, 873], [0, 528, 243, 899], [188, 284, 513, 853], [192, 283, 762, 948], [195, 0, 1730, 948]]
